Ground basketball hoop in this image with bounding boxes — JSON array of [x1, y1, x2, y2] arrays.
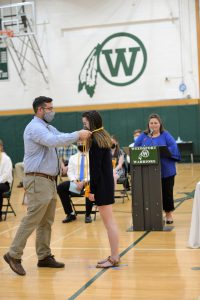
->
[[0, 30, 14, 38]]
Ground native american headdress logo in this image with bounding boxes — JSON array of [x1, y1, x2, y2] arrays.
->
[[78, 44, 101, 98], [78, 32, 147, 98]]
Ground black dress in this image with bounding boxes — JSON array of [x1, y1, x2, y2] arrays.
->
[[89, 139, 114, 206]]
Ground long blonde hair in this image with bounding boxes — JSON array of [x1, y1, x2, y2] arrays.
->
[[82, 111, 112, 148]]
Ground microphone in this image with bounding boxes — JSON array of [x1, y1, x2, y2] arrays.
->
[[149, 128, 154, 146], [149, 128, 154, 137]]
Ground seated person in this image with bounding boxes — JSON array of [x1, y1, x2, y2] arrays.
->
[[0, 139, 13, 221], [111, 135, 129, 189], [15, 161, 24, 188], [57, 144, 78, 176], [129, 129, 142, 147], [127, 129, 142, 169], [57, 142, 93, 223]]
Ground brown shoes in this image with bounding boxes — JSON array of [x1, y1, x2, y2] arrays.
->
[[3, 252, 26, 276], [4, 253, 64, 275], [37, 255, 65, 268]]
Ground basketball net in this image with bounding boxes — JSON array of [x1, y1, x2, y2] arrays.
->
[[0, 30, 14, 38]]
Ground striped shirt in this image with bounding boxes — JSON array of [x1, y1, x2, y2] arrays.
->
[[57, 145, 78, 164]]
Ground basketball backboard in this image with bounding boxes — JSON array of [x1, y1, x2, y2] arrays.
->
[[0, 2, 35, 37]]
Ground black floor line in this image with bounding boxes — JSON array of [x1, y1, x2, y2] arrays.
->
[[67, 190, 193, 300]]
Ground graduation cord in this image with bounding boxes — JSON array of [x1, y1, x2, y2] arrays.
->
[[79, 127, 104, 197], [77, 143, 90, 197], [91, 127, 104, 133]]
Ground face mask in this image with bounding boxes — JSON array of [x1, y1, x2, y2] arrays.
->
[[111, 143, 116, 149], [134, 136, 138, 142], [78, 145, 84, 152], [44, 111, 55, 123]]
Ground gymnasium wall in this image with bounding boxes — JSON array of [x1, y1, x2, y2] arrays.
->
[[0, 0, 199, 164], [0, 0, 199, 110], [0, 103, 199, 164]]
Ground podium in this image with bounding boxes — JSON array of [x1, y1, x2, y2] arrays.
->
[[130, 146, 169, 231]]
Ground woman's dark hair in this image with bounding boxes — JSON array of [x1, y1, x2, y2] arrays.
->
[[110, 135, 121, 158], [82, 110, 112, 148], [32, 96, 53, 113], [144, 113, 165, 134]]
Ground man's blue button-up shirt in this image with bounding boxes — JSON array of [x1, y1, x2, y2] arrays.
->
[[24, 116, 79, 176]]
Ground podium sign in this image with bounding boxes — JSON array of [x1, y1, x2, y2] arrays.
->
[[130, 146, 159, 165], [130, 146, 163, 231]]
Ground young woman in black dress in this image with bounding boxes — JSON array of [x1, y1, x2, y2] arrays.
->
[[82, 110, 120, 268]]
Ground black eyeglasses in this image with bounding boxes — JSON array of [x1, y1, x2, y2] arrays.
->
[[42, 106, 54, 111]]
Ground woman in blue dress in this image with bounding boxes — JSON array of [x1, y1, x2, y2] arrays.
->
[[134, 113, 180, 224]]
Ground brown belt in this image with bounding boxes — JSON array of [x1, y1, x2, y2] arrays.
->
[[25, 172, 56, 181]]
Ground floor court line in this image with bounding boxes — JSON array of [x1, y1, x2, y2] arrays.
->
[[0, 206, 63, 236], [66, 190, 195, 299], [68, 231, 150, 300], [1, 246, 197, 251], [0, 224, 85, 273]]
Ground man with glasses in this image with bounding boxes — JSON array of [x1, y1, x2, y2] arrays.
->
[[3, 96, 91, 276]]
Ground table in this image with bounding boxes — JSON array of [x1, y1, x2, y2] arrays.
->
[[176, 141, 194, 163], [188, 181, 200, 248]]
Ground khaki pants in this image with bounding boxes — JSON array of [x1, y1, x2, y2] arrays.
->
[[9, 175, 57, 260], [15, 162, 24, 183]]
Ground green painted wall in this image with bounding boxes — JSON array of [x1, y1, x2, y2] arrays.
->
[[0, 104, 199, 165]]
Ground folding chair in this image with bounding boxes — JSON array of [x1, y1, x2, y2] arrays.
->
[[114, 157, 130, 203], [2, 180, 16, 220], [115, 176, 130, 203], [70, 194, 98, 221]]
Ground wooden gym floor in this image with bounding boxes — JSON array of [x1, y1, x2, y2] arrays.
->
[[0, 163, 200, 300]]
